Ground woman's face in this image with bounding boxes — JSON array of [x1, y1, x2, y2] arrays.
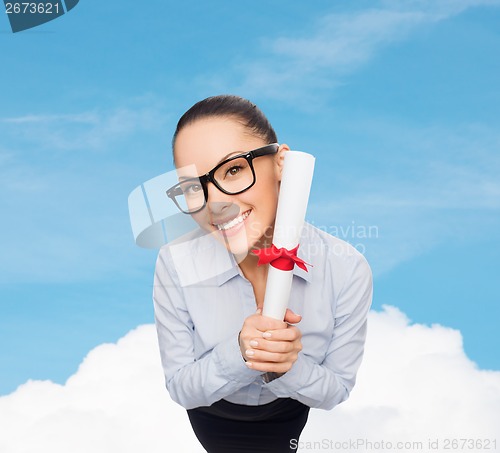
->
[[174, 116, 286, 257]]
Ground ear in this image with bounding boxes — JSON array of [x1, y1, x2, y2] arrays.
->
[[275, 143, 290, 181]]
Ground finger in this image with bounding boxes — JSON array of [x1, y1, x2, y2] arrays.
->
[[244, 349, 289, 363], [242, 314, 284, 336], [248, 339, 295, 354], [245, 360, 292, 374], [253, 315, 287, 332], [261, 326, 301, 341], [284, 308, 302, 324]]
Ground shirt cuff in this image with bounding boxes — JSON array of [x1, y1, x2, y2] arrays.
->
[[262, 352, 310, 396], [213, 333, 262, 384]]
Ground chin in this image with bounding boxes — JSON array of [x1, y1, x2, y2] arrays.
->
[[223, 234, 251, 261], [219, 229, 264, 259]]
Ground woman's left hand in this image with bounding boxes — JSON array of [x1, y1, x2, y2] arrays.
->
[[244, 308, 303, 374]]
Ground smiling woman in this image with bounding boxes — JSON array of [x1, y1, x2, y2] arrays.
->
[[153, 95, 373, 452]]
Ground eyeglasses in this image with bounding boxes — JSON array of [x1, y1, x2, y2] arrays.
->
[[166, 143, 279, 214]]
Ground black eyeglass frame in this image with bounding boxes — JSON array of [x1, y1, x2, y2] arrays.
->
[[166, 143, 279, 214]]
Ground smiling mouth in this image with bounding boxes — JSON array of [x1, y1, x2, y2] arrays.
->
[[214, 210, 251, 231]]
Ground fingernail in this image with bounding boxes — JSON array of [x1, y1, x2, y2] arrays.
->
[[245, 361, 253, 367], [256, 308, 262, 314], [250, 340, 258, 347], [263, 332, 272, 338], [245, 349, 255, 357]]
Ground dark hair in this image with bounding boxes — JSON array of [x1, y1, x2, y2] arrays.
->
[[172, 95, 278, 152]]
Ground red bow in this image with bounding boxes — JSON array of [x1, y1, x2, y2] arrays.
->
[[251, 244, 312, 272]]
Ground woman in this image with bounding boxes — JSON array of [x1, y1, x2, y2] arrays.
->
[[153, 95, 373, 452]]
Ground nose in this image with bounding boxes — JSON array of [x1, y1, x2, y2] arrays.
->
[[206, 182, 237, 217]]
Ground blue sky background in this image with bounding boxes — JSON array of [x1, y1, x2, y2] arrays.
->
[[1, 0, 499, 395]]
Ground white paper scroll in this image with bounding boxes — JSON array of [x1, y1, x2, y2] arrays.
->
[[262, 151, 315, 320]]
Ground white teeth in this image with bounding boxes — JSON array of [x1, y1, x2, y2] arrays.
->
[[216, 211, 250, 231]]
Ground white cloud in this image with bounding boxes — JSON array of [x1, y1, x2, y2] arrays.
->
[[1, 306, 498, 453], [301, 306, 500, 450], [0, 325, 203, 453], [223, 0, 500, 104], [382, 0, 500, 17], [1, 112, 99, 125], [0, 97, 169, 152]]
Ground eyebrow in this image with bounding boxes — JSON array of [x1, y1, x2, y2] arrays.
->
[[217, 151, 242, 165]]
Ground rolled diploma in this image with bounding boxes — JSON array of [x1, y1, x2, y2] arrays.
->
[[262, 151, 315, 320]]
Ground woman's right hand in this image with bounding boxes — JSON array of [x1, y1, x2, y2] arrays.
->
[[238, 308, 302, 374]]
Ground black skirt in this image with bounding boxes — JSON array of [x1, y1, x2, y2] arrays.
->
[[187, 398, 310, 453]]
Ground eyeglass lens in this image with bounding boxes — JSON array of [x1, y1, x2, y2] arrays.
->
[[174, 156, 254, 213]]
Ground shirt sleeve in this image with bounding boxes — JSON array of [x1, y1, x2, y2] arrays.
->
[[153, 247, 261, 410], [264, 252, 373, 410]]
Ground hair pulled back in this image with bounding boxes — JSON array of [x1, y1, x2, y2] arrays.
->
[[172, 95, 278, 152]]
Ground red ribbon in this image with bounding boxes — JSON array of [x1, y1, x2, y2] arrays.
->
[[251, 244, 312, 272]]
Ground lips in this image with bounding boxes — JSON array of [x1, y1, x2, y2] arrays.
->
[[213, 210, 251, 231]]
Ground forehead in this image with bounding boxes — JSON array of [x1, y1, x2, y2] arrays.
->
[[174, 117, 265, 173]]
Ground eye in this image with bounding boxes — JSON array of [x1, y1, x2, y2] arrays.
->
[[181, 182, 203, 196], [226, 165, 243, 177]]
